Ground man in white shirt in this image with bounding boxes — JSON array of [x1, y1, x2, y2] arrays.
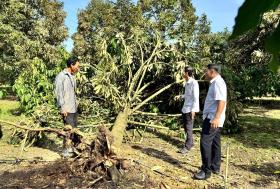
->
[[179, 66, 200, 154], [194, 64, 227, 180]]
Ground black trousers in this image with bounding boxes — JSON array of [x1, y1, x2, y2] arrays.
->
[[63, 113, 78, 128], [62, 113, 79, 145], [182, 113, 194, 150], [200, 118, 222, 174]]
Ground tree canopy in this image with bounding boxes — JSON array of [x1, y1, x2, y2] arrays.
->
[[0, 0, 68, 85]]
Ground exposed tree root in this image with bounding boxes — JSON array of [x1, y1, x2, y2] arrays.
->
[[0, 120, 129, 185]]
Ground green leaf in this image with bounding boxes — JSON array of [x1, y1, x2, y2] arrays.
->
[[268, 54, 279, 73], [265, 26, 280, 73], [230, 0, 280, 39], [0, 91, 4, 99], [266, 26, 280, 54]]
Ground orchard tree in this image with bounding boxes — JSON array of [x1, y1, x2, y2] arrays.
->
[[73, 0, 205, 147], [0, 0, 68, 85], [227, 5, 280, 98], [92, 29, 183, 147], [230, 0, 280, 72]]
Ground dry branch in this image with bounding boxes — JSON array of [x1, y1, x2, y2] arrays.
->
[[128, 120, 202, 131], [0, 120, 66, 136], [127, 120, 169, 130], [132, 111, 181, 117]]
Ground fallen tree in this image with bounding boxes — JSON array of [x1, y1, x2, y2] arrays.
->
[[0, 120, 129, 186]]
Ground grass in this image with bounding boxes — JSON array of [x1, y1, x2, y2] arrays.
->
[[0, 100, 22, 121], [0, 100, 28, 143], [233, 104, 280, 150]]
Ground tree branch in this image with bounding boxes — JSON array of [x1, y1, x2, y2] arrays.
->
[[132, 81, 153, 102], [132, 111, 181, 117], [127, 120, 168, 130], [126, 35, 161, 101], [132, 81, 178, 112], [0, 120, 66, 136]]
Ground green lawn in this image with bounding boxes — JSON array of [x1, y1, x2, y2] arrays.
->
[[234, 104, 280, 150], [0, 100, 21, 121]]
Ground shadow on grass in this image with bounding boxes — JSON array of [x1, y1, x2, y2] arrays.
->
[[131, 145, 199, 172], [145, 128, 184, 149], [234, 162, 280, 187], [232, 115, 280, 150], [143, 127, 201, 150], [243, 99, 280, 109]]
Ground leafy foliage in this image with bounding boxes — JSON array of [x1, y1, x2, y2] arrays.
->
[[230, 0, 280, 72], [227, 8, 280, 99], [73, 0, 245, 137], [0, 0, 68, 85], [13, 48, 68, 113]]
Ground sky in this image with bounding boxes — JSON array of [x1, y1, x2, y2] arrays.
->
[[61, 0, 244, 52]]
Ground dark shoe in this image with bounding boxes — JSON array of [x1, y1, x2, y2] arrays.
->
[[212, 170, 220, 175], [179, 147, 189, 154], [194, 170, 211, 180]]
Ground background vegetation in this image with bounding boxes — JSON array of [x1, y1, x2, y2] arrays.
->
[[0, 0, 279, 144]]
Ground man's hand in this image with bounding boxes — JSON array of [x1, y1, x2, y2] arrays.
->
[[191, 112, 196, 120], [62, 112, 68, 117], [174, 95, 183, 101], [210, 118, 220, 128]]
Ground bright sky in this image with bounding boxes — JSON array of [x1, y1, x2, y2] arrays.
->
[[61, 0, 244, 52]]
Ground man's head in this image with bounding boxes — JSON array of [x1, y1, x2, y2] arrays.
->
[[66, 56, 80, 74], [205, 63, 220, 80], [183, 66, 193, 80]]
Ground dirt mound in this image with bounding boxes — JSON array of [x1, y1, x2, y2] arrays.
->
[[0, 160, 157, 189]]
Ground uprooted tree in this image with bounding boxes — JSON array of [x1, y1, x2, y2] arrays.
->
[[92, 30, 183, 148], [72, 0, 212, 148]]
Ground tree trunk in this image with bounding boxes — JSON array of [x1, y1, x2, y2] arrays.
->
[[111, 107, 130, 148]]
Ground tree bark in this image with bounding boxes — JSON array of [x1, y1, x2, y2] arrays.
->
[[111, 107, 130, 148]]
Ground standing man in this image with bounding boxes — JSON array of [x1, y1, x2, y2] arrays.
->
[[55, 56, 80, 128], [179, 66, 200, 154], [194, 64, 227, 180], [54, 56, 80, 157]]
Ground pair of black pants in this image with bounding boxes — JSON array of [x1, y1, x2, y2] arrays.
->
[[62, 113, 79, 145], [200, 118, 222, 174], [63, 113, 78, 128], [182, 113, 194, 150]]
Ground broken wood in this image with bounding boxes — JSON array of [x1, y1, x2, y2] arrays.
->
[[133, 111, 181, 117], [0, 119, 126, 185], [128, 120, 202, 132], [128, 120, 169, 130], [88, 176, 104, 187], [0, 120, 67, 137]]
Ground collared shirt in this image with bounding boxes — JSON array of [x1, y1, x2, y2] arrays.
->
[[203, 75, 227, 127], [54, 70, 77, 113], [181, 77, 200, 113]]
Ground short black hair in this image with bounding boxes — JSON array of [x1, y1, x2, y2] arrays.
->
[[207, 64, 221, 73], [184, 66, 193, 77], [66, 56, 80, 67]]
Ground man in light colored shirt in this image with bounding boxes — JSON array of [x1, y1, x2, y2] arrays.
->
[[55, 56, 80, 128], [194, 64, 227, 180], [54, 56, 80, 157], [179, 66, 200, 154]]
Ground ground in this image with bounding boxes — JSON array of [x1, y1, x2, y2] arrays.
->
[[0, 99, 279, 189]]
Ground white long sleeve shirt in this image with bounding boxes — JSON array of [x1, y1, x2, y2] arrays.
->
[[181, 77, 200, 113]]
